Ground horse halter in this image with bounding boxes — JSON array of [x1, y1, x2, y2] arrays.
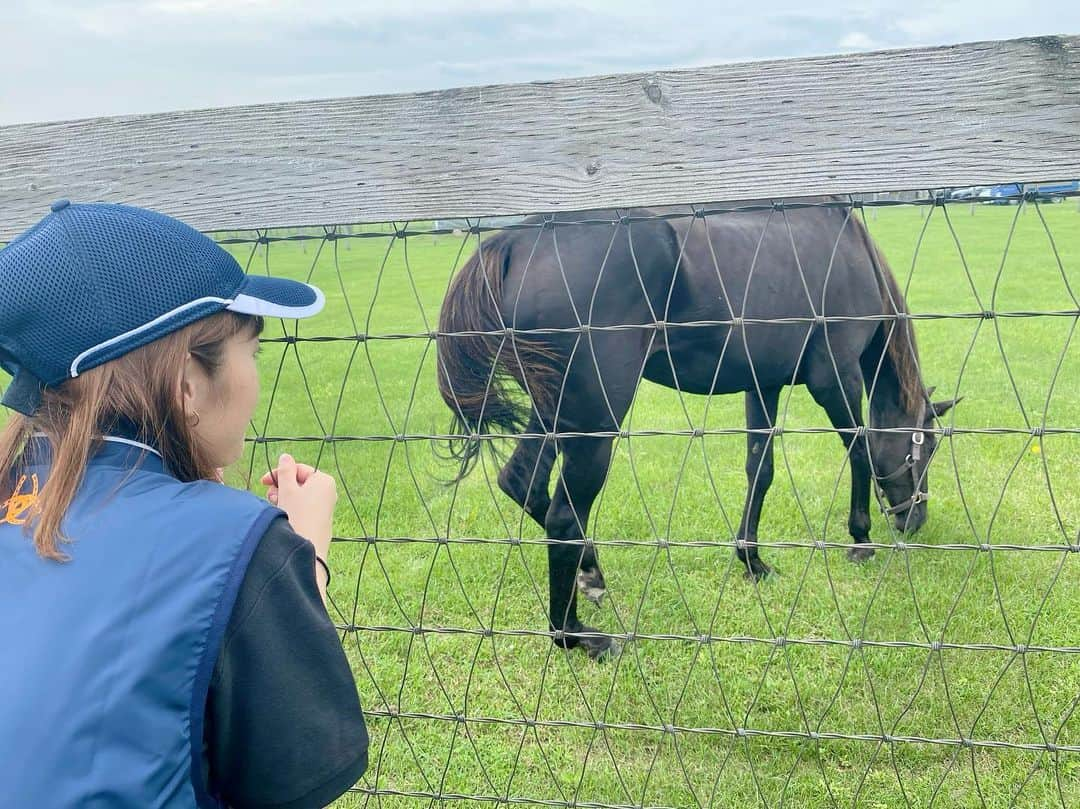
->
[[873, 399, 929, 519]]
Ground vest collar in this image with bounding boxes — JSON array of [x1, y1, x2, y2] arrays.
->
[[27, 433, 167, 475]]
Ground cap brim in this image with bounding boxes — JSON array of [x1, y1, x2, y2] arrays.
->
[[226, 275, 325, 319]]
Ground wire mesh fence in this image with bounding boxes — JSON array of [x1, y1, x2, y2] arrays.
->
[[219, 188, 1080, 808]]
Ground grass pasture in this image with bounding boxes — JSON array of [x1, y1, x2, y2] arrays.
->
[[7, 199, 1080, 807]]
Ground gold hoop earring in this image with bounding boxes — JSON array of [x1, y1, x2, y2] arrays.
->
[[188, 410, 201, 428]]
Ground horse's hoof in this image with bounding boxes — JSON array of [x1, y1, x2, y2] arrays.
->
[[847, 545, 875, 563], [744, 560, 776, 582], [576, 567, 607, 606], [581, 632, 623, 662]]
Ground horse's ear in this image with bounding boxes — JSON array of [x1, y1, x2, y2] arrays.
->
[[929, 397, 962, 420]]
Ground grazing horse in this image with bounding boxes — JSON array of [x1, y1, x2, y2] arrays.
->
[[437, 203, 956, 659]]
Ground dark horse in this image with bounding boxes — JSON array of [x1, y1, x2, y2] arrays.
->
[[437, 203, 956, 659]]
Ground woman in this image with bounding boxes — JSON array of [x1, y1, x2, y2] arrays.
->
[[0, 200, 369, 807]]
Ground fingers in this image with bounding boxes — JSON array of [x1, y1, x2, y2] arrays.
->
[[264, 454, 321, 508], [263, 455, 317, 487], [275, 453, 299, 491]]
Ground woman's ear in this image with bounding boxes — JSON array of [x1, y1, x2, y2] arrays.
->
[[179, 353, 207, 415]]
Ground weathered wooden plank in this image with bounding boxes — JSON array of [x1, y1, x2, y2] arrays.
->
[[1, 35, 1078, 239]]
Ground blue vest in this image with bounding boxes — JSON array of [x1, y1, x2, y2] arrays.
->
[[0, 436, 281, 808]]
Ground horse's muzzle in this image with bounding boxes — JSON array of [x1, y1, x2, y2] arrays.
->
[[894, 505, 927, 534]]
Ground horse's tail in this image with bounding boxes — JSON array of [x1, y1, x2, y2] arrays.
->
[[436, 235, 561, 482], [851, 215, 924, 413]]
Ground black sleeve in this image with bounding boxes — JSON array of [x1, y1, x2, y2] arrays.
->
[[204, 517, 368, 809]]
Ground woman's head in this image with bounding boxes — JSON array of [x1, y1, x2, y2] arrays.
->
[[0, 200, 325, 559], [31, 310, 264, 471], [0, 200, 323, 416], [2, 311, 266, 558]]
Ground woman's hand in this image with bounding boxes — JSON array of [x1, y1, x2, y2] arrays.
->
[[261, 453, 337, 562]]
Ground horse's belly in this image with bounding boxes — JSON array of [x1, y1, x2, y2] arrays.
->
[[642, 323, 812, 394]]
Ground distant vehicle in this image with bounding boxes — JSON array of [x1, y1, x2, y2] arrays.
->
[[947, 186, 989, 200], [987, 181, 1079, 204], [1033, 180, 1080, 200]]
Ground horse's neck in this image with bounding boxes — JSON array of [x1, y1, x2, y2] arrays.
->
[[867, 368, 915, 428]]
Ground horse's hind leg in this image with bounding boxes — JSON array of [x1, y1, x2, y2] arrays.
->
[[545, 434, 619, 658], [497, 415, 556, 529], [498, 421, 607, 605], [542, 330, 644, 657]]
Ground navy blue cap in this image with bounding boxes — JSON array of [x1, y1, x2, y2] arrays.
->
[[0, 201, 325, 415]]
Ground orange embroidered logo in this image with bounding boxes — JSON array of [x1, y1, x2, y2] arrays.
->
[[2, 474, 40, 525]]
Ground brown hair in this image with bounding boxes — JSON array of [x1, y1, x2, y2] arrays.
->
[[0, 311, 263, 560]]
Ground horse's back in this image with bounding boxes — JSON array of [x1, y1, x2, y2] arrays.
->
[[651, 204, 886, 392], [491, 204, 888, 394], [498, 208, 682, 332]]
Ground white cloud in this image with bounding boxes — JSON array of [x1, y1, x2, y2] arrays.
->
[[837, 32, 889, 51], [1, 0, 1077, 125]]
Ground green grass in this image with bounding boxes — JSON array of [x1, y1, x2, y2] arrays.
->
[[214, 201, 1080, 808], [226, 203, 1080, 808]]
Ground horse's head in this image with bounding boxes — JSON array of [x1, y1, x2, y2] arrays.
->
[[870, 388, 959, 533]]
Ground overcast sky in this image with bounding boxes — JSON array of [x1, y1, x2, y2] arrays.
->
[[2, 1, 1078, 126]]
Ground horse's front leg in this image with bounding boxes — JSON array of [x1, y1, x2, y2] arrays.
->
[[807, 369, 874, 562], [844, 433, 874, 562], [737, 387, 781, 579]]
